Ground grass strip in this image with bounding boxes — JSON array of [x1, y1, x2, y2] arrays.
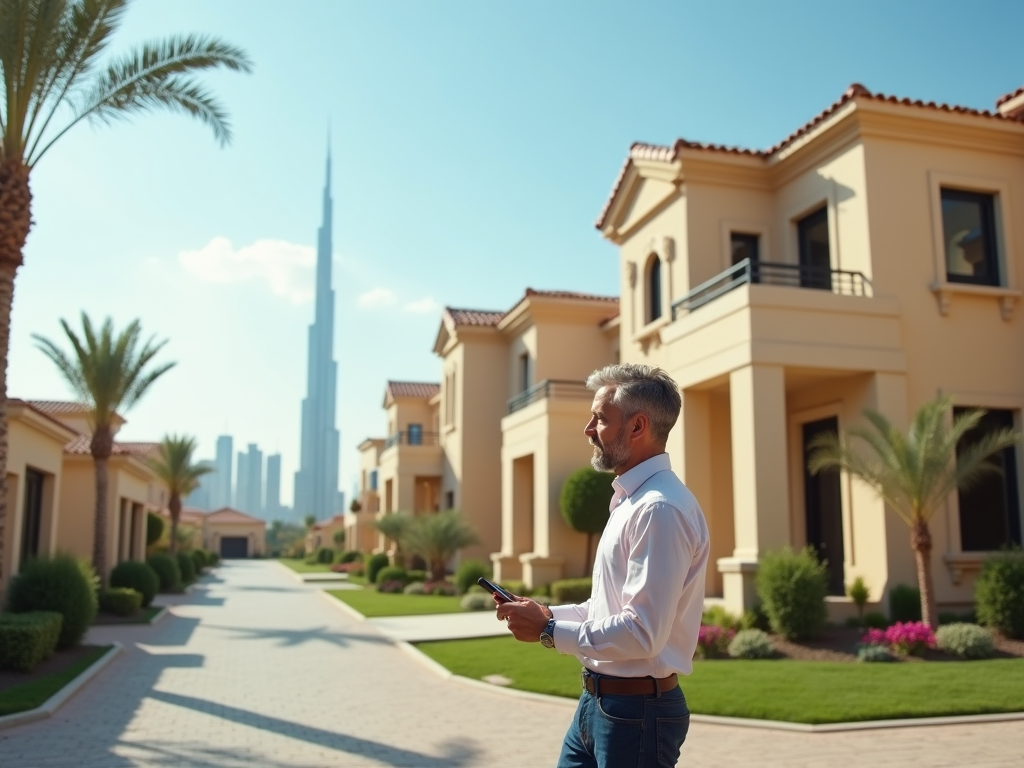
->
[[328, 590, 465, 617], [0, 645, 111, 716], [93, 606, 162, 625], [277, 558, 333, 574], [416, 636, 1024, 724]]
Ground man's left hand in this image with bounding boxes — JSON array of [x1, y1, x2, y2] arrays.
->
[[495, 598, 550, 642]]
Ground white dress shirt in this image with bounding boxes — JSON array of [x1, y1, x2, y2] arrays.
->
[[550, 453, 709, 677]]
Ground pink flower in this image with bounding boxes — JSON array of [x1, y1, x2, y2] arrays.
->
[[862, 621, 935, 656], [696, 625, 735, 658]]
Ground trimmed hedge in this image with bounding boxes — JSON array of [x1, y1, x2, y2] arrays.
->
[[176, 552, 197, 585], [147, 553, 182, 593], [0, 611, 63, 672], [316, 547, 335, 565], [455, 559, 490, 595], [110, 561, 159, 607], [5, 554, 98, 649], [99, 588, 142, 616], [366, 553, 390, 584], [975, 549, 1024, 639], [551, 578, 592, 604], [376, 566, 407, 586], [756, 547, 828, 640], [889, 584, 922, 623], [338, 550, 363, 564], [191, 549, 207, 572]]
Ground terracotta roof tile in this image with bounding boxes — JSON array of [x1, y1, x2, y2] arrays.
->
[[444, 308, 505, 327], [523, 288, 618, 303], [27, 400, 90, 416], [63, 436, 160, 457], [996, 84, 1024, 107], [207, 507, 265, 525], [7, 399, 81, 434], [386, 381, 441, 399]]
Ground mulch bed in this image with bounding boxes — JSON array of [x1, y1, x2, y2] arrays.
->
[[769, 626, 1024, 662], [0, 645, 103, 693], [92, 606, 162, 626]]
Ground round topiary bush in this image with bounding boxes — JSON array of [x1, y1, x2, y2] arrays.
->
[[147, 553, 182, 593], [316, 547, 334, 565], [366, 553, 390, 584], [6, 553, 98, 648], [176, 552, 196, 585], [756, 547, 828, 640], [376, 566, 407, 586], [935, 623, 995, 659], [338, 550, 362, 564], [146, 512, 165, 547], [110, 561, 159, 607], [99, 588, 142, 616], [454, 559, 490, 595], [728, 628, 776, 659], [191, 549, 207, 573], [975, 549, 1024, 639]]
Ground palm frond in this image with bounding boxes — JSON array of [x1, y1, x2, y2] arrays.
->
[[148, 433, 212, 497]]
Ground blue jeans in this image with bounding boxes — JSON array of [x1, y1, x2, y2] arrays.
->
[[556, 684, 690, 768]]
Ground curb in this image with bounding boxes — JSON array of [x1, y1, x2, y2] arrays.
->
[[148, 606, 169, 625], [0, 642, 123, 731], [275, 561, 309, 584]]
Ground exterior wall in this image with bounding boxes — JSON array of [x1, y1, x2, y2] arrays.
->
[[206, 522, 266, 557]]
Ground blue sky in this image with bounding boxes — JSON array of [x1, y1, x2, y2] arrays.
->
[[9, 0, 1023, 515]]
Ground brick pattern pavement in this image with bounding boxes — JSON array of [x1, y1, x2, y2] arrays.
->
[[0, 560, 1021, 767]]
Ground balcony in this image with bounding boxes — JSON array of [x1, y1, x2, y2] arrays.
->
[[508, 379, 591, 415], [383, 430, 440, 449], [671, 258, 872, 319]]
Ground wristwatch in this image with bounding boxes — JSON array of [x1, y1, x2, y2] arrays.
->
[[540, 617, 557, 649]]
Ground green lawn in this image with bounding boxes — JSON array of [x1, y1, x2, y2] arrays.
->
[[277, 558, 333, 574], [328, 589, 465, 617], [416, 636, 1024, 724], [0, 645, 111, 716]]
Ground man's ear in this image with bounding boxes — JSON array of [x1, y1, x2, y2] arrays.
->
[[630, 413, 649, 441]]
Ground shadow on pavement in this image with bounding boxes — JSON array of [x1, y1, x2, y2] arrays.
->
[[201, 623, 393, 649], [149, 689, 481, 767], [143, 614, 202, 647]]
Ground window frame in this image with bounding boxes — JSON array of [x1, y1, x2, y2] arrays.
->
[[940, 188, 1000, 287]]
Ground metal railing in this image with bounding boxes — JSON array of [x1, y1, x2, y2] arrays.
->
[[671, 258, 872, 319], [508, 379, 592, 414], [383, 430, 440, 449]]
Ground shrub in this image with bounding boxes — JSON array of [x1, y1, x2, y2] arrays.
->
[[377, 580, 405, 594], [461, 592, 493, 611], [424, 580, 458, 596], [938, 610, 977, 626], [403, 581, 426, 595], [888, 584, 922, 623], [695, 625, 734, 658], [862, 621, 935, 656], [551, 578, 592, 604], [975, 549, 1024, 639], [455, 559, 491, 594], [857, 644, 894, 662], [407, 569, 427, 583], [532, 583, 551, 598], [755, 547, 828, 640], [728, 629, 776, 659], [109, 561, 159, 608], [336, 550, 362, 564], [847, 576, 870, 619], [146, 512, 165, 547], [702, 605, 741, 631], [935, 623, 995, 659], [5, 554, 98, 649], [316, 547, 334, 565], [147, 553, 183, 593], [741, 604, 770, 631], [863, 612, 888, 629], [191, 549, 207, 573], [99, 588, 142, 616], [376, 566, 408, 585], [366, 553, 390, 584], [207, 551, 220, 567], [502, 579, 528, 598], [176, 552, 197, 585], [0, 611, 63, 672]]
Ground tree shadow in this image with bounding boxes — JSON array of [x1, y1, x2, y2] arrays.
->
[[200, 622, 392, 649]]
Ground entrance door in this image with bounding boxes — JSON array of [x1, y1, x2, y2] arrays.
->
[[803, 417, 845, 594], [220, 537, 249, 558], [20, 469, 44, 566]]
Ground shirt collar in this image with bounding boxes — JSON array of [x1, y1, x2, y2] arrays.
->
[[610, 453, 671, 507]]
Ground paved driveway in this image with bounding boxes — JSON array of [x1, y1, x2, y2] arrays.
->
[[0, 560, 1021, 767]]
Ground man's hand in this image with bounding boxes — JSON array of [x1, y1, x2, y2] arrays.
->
[[495, 597, 552, 643]]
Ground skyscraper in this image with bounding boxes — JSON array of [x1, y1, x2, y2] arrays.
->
[[236, 444, 264, 516], [265, 453, 282, 520], [294, 149, 341, 520], [211, 435, 233, 510]]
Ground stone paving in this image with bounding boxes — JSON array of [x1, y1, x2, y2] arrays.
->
[[0, 560, 1020, 767]]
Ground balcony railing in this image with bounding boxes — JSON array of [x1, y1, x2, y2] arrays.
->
[[384, 430, 440, 449], [508, 379, 591, 414], [671, 258, 872, 319]]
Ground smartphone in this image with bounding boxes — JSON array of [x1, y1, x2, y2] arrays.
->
[[477, 576, 517, 603]]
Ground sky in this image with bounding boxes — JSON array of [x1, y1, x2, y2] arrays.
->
[[9, 0, 1024, 517]]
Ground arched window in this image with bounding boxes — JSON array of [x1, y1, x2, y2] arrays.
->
[[647, 254, 662, 322]]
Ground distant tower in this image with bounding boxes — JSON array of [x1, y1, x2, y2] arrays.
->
[[235, 450, 247, 511], [294, 146, 341, 520], [239, 444, 264, 516], [265, 453, 282, 520], [212, 435, 233, 509]]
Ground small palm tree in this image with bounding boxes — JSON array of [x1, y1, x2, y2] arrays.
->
[[0, 0, 250, 587], [809, 396, 1019, 627], [34, 313, 174, 581], [373, 511, 412, 567], [148, 434, 212, 556], [404, 510, 479, 583]]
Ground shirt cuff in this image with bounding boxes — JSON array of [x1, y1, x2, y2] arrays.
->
[[552, 620, 582, 656]]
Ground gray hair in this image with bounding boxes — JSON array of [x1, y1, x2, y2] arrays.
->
[[586, 364, 681, 444]]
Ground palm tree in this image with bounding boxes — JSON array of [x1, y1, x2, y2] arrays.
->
[[373, 511, 412, 567], [403, 510, 479, 583], [34, 313, 174, 581], [148, 434, 212, 556], [0, 0, 251, 587], [809, 396, 1019, 627]]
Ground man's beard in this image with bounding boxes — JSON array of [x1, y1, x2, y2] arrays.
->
[[590, 426, 630, 472]]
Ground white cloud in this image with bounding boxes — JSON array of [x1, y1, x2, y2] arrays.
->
[[357, 288, 397, 308], [178, 237, 316, 304], [403, 296, 440, 314]]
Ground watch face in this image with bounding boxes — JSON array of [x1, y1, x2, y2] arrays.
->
[[540, 633, 555, 649]]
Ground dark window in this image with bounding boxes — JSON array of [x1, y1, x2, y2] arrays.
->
[[519, 353, 530, 393], [941, 189, 999, 286], [20, 469, 44, 565], [648, 256, 662, 322], [408, 424, 422, 445], [444, 490, 455, 510], [369, 469, 378, 491], [956, 408, 1021, 551], [803, 418, 845, 595], [797, 207, 832, 290], [732, 232, 761, 284]]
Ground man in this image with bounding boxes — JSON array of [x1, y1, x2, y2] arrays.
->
[[496, 363, 709, 768]]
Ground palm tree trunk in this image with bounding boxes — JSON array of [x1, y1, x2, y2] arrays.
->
[[91, 427, 114, 584], [0, 158, 32, 590], [169, 492, 181, 556], [910, 519, 937, 627], [431, 558, 445, 583]]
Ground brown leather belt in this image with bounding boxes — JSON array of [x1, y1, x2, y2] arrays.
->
[[581, 669, 677, 697]]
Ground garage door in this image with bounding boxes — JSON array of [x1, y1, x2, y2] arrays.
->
[[220, 537, 249, 558]]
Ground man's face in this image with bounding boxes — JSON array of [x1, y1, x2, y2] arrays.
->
[[585, 387, 631, 473]]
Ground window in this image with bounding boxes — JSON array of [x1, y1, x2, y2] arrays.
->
[[941, 189, 999, 286], [731, 232, 760, 283], [408, 423, 422, 445], [647, 255, 662, 322], [369, 469, 378, 492], [444, 490, 455, 510], [797, 207, 831, 290], [519, 352, 531, 393], [20, 469, 44, 565], [802, 418, 845, 595], [955, 408, 1021, 551]]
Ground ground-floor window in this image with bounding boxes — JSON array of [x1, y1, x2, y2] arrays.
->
[[20, 468, 44, 566], [956, 408, 1021, 551], [802, 417, 845, 595]]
